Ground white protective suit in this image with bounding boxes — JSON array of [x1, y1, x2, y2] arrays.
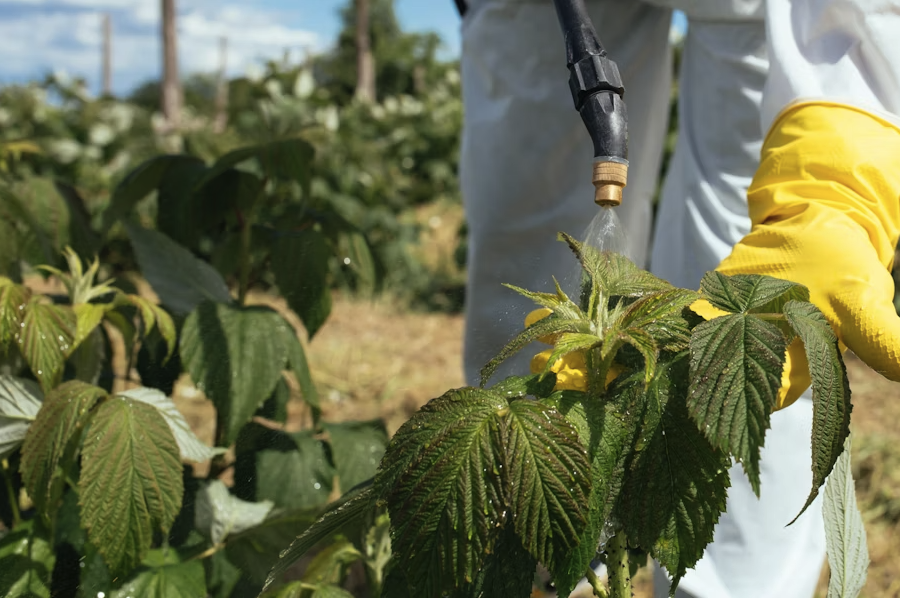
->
[[459, 1, 900, 596]]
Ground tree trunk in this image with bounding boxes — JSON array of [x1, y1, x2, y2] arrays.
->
[[160, 0, 182, 127], [213, 36, 228, 133], [101, 14, 112, 97], [354, 0, 376, 102]]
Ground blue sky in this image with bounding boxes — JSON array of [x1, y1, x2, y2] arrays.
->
[[0, 1, 681, 97]]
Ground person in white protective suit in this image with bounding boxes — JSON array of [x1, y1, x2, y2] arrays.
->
[[459, 1, 900, 597]]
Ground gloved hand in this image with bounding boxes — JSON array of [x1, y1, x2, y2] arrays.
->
[[709, 102, 900, 409]]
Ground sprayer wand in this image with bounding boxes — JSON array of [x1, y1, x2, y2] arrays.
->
[[552, 0, 628, 207]]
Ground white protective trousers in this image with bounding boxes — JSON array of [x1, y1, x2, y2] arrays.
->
[[460, 1, 830, 596]]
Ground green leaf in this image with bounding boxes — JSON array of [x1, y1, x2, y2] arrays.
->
[[198, 138, 315, 191], [824, 435, 868, 598], [337, 231, 376, 295], [18, 298, 76, 391], [502, 281, 585, 322], [311, 587, 355, 598], [124, 222, 232, 316], [110, 556, 206, 598], [258, 375, 291, 423], [194, 479, 274, 545], [488, 373, 558, 400], [541, 332, 602, 379], [180, 302, 289, 445], [376, 388, 590, 595], [102, 155, 193, 232], [225, 506, 321, 584], [119, 387, 226, 463], [0, 278, 30, 347], [323, 420, 388, 493], [610, 327, 658, 383], [254, 429, 335, 510], [263, 486, 375, 591], [0, 375, 42, 460], [154, 156, 211, 249], [301, 539, 362, 586], [687, 313, 786, 494], [505, 398, 591, 571], [784, 301, 852, 521], [699, 271, 808, 314], [617, 359, 731, 588], [480, 316, 587, 387], [469, 523, 538, 598], [619, 288, 699, 352], [0, 519, 54, 597], [559, 232, 672, 297], [375, 390, 505, 595], [20, 381, 105, 512], [271, 230, 332, 338], [128, 295, 177, 359], [79, 396, 184, 573], [72, 302, 108, 351], [545, 390, 631, 597], [285, 330, 320, 416]]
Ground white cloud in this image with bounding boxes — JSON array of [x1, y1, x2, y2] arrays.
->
[[0, 1, 322, 96]]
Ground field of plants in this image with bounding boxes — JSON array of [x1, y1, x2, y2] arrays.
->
[[1, 1, 899, 597]]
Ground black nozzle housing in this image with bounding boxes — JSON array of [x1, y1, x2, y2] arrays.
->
[[552, 0, 628, 162]]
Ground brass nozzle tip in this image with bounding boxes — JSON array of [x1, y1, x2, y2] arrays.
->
[[592, 161, 628, 207]]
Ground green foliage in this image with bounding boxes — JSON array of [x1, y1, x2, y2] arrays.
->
[[110, 550, 207, 598], [0, 519, 55, 597], [269, 230, 860, 598]]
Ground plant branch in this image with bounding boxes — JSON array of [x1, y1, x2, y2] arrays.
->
[[237, 209, 252, 306], [586, 565, 609, 598], [1, 459, 21, 528], [605, 531, 632, 598]]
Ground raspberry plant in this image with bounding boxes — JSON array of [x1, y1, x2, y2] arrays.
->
[[267, 232, 868, 598]]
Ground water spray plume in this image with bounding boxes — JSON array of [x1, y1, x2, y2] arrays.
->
[[561, 206, 630, 297]]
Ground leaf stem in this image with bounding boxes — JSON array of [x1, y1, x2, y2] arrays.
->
[[586, 565, 610, 598], [751, 312, 786, 321], [237, 211, 252, 306], [1, 459, 21, 528], [605, 531, 632, 598]]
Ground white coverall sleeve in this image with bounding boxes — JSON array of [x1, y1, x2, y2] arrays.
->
[[763, 0, 900, 129]]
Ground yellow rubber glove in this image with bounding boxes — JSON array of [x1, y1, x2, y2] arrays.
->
[[526, 308, 622, 392], [710, 102, 900, 410]]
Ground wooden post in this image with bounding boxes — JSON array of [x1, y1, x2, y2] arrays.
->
[[354, 0, 376, 102], [102, 13, 112, 96], [213, 36, 228, 133], [160, 0, 182, 127]]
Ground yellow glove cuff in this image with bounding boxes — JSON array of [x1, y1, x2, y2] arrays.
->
[[747, 101, 900, 277]]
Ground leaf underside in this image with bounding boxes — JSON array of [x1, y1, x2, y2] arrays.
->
[[823, 435, 868, 598], [784, 300, 852, 522]]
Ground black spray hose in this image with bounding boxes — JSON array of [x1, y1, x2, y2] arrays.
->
[[552, 0, 629, 206]]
